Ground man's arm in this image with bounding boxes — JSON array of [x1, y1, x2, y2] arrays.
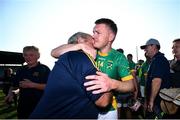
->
[[131, 70, 139, 99], [84, 71, 135, 94], [148, 78, 162, 112], [19, 79, 46, 90], [95, 92, 112, 107], [51, 43, 94, 58], [51, 44, 80, 58]]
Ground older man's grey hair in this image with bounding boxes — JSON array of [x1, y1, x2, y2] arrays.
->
[[68, 32, 92, 44]]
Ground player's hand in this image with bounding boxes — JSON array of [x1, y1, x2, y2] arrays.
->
[[84, 71, 112, 94]]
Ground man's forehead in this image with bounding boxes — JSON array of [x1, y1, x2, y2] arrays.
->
[[23, 50, 38, 54], [94, 24, 111, 32], [173, 42, 180, 46], [94, 24, 107, 29]]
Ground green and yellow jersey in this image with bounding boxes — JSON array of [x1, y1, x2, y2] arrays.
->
[[139, 61, 150, 87], [96, 48, 133, 111], [128, 60, 136, 73]]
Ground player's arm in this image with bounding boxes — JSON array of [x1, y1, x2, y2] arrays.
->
[[131, 70, 139, 99], [95, 92, 112, 107], [111, 77, 135, 92], [84, 71, 135, 94]]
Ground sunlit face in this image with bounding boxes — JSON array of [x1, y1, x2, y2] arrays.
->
[[23, 50, 39, 66], [172, 41, 180, 59], [92, 24, 112, 50]]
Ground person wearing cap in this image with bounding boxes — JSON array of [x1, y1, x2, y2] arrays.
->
[[140, 38, 171, 119]]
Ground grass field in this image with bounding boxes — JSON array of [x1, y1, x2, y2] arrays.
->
[[0, 89, 17, 119]]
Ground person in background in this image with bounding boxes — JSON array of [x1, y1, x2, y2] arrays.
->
[[119, 53, 139, 119], [137, 53, 151, 118], [2, 68, 15, 107], [169, 38, 180, 88], [113, 52, 137, 119], [163, 38, 180, 118], [5, 46, 50, 119], [135, 59, 144, 83], [127, 54, 136, 72], [51, 18, 135, 119], [140, 38, 171, 119], [30, 32, 112, 119], [127, 53, 139, 99], [2, 68, 14, 96], [116, 48, 124, 54], [139, 53, 151, 102]]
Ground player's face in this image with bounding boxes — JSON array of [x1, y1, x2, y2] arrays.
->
[[92, 24, 111, 50]]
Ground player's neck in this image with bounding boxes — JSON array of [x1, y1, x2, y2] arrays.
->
[[99, 46, 112, 54]]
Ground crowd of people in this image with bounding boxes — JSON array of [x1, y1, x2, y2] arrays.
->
[[1, 18, 180, 119]]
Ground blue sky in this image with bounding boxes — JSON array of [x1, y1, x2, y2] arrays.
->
[[0, 0, 180, 69]]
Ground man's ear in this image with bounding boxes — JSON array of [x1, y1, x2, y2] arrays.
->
[[109, 32, 115, 42], [37, 52, 40, 59]]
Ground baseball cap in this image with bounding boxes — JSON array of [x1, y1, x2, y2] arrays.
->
[[140, 38, 160, 49]]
